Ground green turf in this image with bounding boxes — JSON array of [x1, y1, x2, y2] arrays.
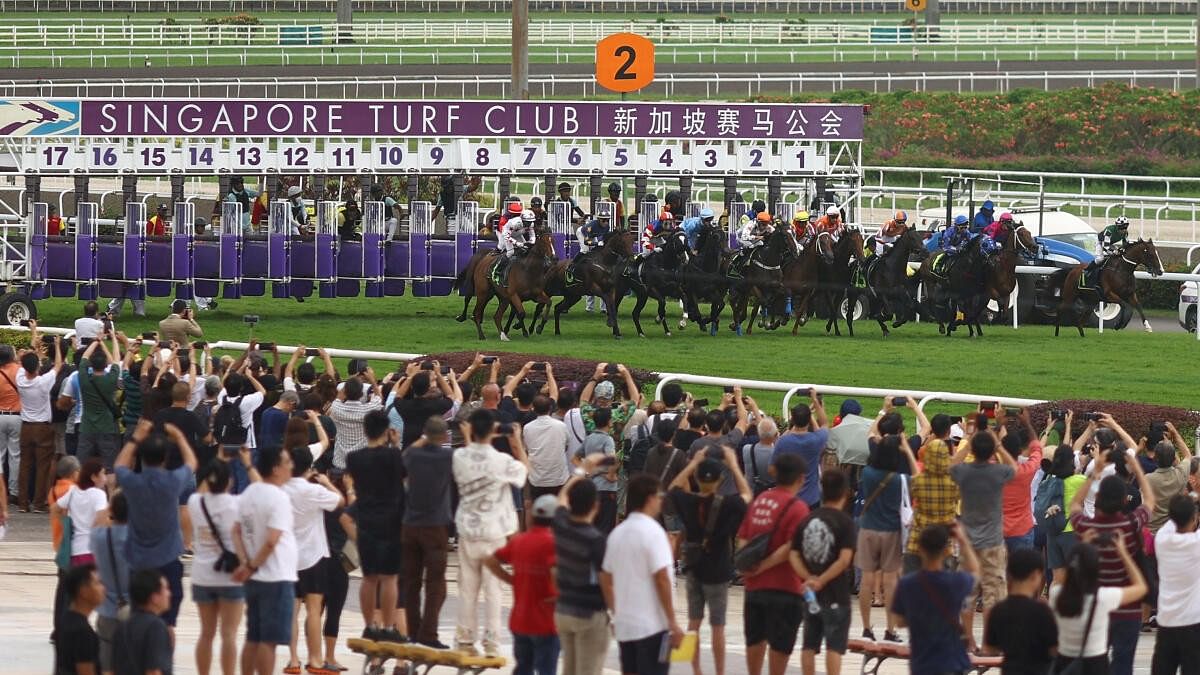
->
[[20, 293, 1196, 418]]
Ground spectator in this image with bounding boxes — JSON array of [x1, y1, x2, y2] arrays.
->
[[158, 300, 203, 348], [258, 391, 298, 451], [904, 431, 959, 575], [553, 465, 610, 675], [18, 327, 63, 513], [857, 426, 917, 643], [391, 363, 458, 447], [950, 429, 1017, 651], [344, 410, 406, 643], [453, 409, 530, 656], [673, 407, 705, 454], [113, 569, 174, 675], [189, 458, 255, 675], [49, 455, 81, 637], [156, 380, 215, 555], [56, 563, 104, 675], [1145, 423, 1192, 534], [743, 417, 778, 498], [577, 407, 618, 534], [486, 494, 561, 675], [1068, 447, 1156, 675], [282, 346, 334, 397], [282, 441, 343, 675], [320, 473, 355, 671], [77, 335, 123, 469], [982, 548, 1058, 675], [789, 470, 856, 675], [91, 491, 130, 675], [890, 524, 979, 675], [688, 390, 753, 498], [558, 390, 587, 459], [523, 395, 570, 505], [600, 473, 683, 675], [770, 393, 829, 509], [579, 363, 641, 439], [737, 453, 810, 675], [1050, 535, 1147, 675], [52, 457, 109, 566], [643, 418, 687, 546], [1152, 494, 1200, 674], [500, 362, 556, 428], [0, 344, 18, 507], [329, 375, 382, 470], [73, 301, 107, 350], [232, 446, 299, 675], [825, 399, 870, 493], [48, 204, 64, 236], [669, 447, 751, 675], [216, 370, 267, 490], [401, 417, 454, 649], [999, 411, 1044, 554]]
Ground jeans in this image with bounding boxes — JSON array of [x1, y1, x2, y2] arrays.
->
[[596, 491, 617, 535], [1108, 616, 1141, 675], [401, 525, 449, 643], [1004, 529, 1036, 554], [0, 414, 22, 496], [455, 536, 504, 647], [513, 633, 560, 675], [554, 610, 610, 675]]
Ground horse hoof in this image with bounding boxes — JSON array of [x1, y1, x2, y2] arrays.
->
[[678, 320, 688, 330], [938, 325, 945, 334], [1143, 320, 1153, 333], [455, 314, 467, 323], [735, 326, 744, 337], [709, 326, 718, 337], [500, 333, 511, 342], [638, 332, 647, 338], [614, 335, 622, 341]]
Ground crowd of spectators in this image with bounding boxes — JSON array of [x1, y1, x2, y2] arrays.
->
[[5, 302, 1200, 675]]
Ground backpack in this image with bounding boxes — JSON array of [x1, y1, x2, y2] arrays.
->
[[193, 399, 217, 432], [623, 424, 655, 475], [213, 395, 247, 445], [1034, 474, 1067, 534]]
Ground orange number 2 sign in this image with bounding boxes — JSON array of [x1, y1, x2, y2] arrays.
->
[[596, 33, 655, 94]]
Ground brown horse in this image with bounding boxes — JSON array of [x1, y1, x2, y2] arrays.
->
[[729, 225, 791, 336], [466, 229, 557, 341], [531, 230, 637, 337], [775, 227, 819, 335], [958, 221, 1039, 336], [1045, 238, 1164, 337], [815, 227, 865, 336]]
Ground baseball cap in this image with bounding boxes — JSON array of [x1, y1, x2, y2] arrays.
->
[[696, 459, 724, 484], [839, 399, 863, 417], [594, 381, 615, 400], [287, 186, 302, 198], [532, 494, 558, 519]]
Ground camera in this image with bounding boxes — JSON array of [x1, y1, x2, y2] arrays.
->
[[482, 356, 496, 364], [497, 422, 514, 435], [142, 332, 156, 340], [41, 334, 56, 344], [1051, 409, 1066, 421], [531, 362, 547, 371], [242, 314, 259, 325], [439, 366, 451, 375], [258, 342, 276, 351], [18, 319, 30, 327], [193, 341, 207, 349], [304, 348, 319, 357], [157, 341, 171, 349], [723, 386, 734, 394], [605, 364, 619, 375], [420, 360, 434, 371], [693, 398, 709, 408], [1005, 407, 1021, 417], [892, 396, 907, 407], [1083, 412, 1103, 422]]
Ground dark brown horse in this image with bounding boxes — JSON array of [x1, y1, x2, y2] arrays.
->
[[729, 225, 791, 336], [465, 229, 557, 341], [814, 227, 865, 337], [957, 221, 1039, 336], [774, 227, 819, 335], [1045, 238, 1164, 337], [531, 230, 637, 337], [846, 225, 927, 338]]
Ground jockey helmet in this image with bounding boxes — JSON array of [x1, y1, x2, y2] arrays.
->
[[557, 182, 571, 192], [795, 210, 809, 223], [808, 211, 819, 221], [608, 182, 621, 194], [598, 211, 612, 221], [953, 215, 969, 227], [751, 199, 767, 213], [1115, 216, 1130, 229], [530, 197, 543, 208], [826, 206, 840, 217], [756, 212, 772, 223], [999, 212, 1014, 223], [520, 209, 536, 223], [893, 210, 907, 223], [982, 200, 995, 211], [158, 203, 169, 214], [506, 201, 523, 216], [659, 210, 674, 221], [699, 207, 715, 220]]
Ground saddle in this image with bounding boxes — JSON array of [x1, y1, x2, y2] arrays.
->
[[930, 251, 952, 278], [729, 248, 755, 278]]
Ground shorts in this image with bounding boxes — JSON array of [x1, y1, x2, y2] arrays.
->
[[744, 590, 804, 655], [356, 517, 402, 576], [97, 615, 119, 673], [617, 631, 670, 675], [685, 574, 729, 626], [245, 580, 295, 645], [156, 559, 184, 626], [528, 484, 562, 501], [193, 584, 246, 603], [1047, 529, 1079, 570], [296, 558, 329, 598], [801, 603, 851, 654], [662, 511, 683, 534], [178, 471, 198, 506], [855, 529, 902, 574]]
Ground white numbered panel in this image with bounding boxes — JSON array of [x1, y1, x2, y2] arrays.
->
[[646, 143, 683, 173], [779, 144, 827, 174], [691, 145, 736, 174], [603, 143, 643, 173], [231, 142, 267, 172], [182, 143, 222, 171], [737, 145, 776, 173], [462, 141, 501, 172], [508, 143, 548, 173], [278, 142, 318, 171], [418, 142, 458, 171], [371, 143, 414, 171], [134, 142, 179, 172], [555, 144, 595, 173], [31, 143, 78, 171], [324, 142, 368, 172], [85, 143, 128, 171]]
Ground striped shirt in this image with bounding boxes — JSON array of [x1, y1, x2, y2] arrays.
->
[[1070, 504, 1149, 621], [329, 397, 382, 469], [551, 506, 607, 618]]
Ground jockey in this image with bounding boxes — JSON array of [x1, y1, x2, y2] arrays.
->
[[981, 212, 1014, 255], [495, 199, 524, 251], [529, 196, 545, 225], [871, 210, 908, 257], [496, 209, 537, 284], [815, 205, 844, 236], [681, 210, 710, 252], [941, 215, 973, 257], [643, 210, 674, 252], [972, 199, 995, 233], [738, 211, 774, 249], [577, 212, 612, 254], [369, 183, 402, 239], [792, 211, 811, 238], [1098, 215, 1132, 257]]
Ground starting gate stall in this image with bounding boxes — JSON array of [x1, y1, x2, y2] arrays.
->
[[775, 201, 797, 224], [96, 201, 144, 304], [454, 200, 483, 266], [639, 199, 659, 251], [0, 99, 865, 319], [727, 201, 750, 249], [594, 200, 615, 227], [684, 202, 703, 219], [26, 202, 48, 299]]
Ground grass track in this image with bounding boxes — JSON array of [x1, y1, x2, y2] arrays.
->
[[21, 293, 1196, 416]]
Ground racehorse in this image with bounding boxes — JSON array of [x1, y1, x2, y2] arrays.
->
[[530, 229, 637, 337], [463, 227, 556, 341], [773, 226, 819, 335], [729, 225, 792, 336], [611, 230, 693, 338], [846, 226, 927, 338], [1043, 238, 1164, 337], [684, 220, 734, 336], [814, 227, 865, 337], [957, 221, 1039, 337], [917, 234, 991, 337]]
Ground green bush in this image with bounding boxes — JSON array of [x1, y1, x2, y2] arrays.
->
[[1135, 263, 1190, 310], [0, 329, 33, 351]]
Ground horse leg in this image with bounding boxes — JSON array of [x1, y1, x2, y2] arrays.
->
[[845, 290, 856, 337], [709, 300, 724, 336], [1121, 291, 1152, 333], [472, 287, 492, 341], [455, 294, 472, 323], [514, 298, 532, 338], [658, 296, 672, 336], [492, 295, 512, 341], [631, 292, 649, 338]]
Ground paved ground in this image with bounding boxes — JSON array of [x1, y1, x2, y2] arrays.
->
[[0, 510, 1165, 675]]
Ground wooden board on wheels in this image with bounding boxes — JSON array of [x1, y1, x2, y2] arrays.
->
[[347, 639, 505, 675]]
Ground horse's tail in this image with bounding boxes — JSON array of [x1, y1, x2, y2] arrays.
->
[[453, 256, 477, 296]]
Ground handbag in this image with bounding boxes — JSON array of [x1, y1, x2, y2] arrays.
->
[[734, 495, 800, 573], [681, 495, 725, 572], [200, 496, 241, 574], [899, 475, 914, 544], [105, 528, 131, 621], [54, 491, 73, 571], [339, 539, 360, 574]]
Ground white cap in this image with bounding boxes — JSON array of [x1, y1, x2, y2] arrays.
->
[[287, 186, 302, 198], [826, 205, 840, 216], [521, 209, 536, 222]]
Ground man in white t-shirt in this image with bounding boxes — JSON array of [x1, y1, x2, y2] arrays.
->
[[233, 446, 299, 675], [72, 301, 107, 351], [216, 371, 266, 492], [281, 445, 343, 674], [600, 473, 684, 675], [522, 396, 570, 503], [1152, 494, 1200, 674], [16, 325, 63, 512]]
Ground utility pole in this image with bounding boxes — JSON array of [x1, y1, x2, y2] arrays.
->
[[335, 0, 352, 44], [926, 0, 940, 33], [513, 0, 530, 100]]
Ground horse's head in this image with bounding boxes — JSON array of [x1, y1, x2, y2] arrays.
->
[[605, 229, 635, 258], [1012, 223, 1037, 256], [899, 225, 928, 259], [844, 226, 866, 261], [1129, 238, 1164, 277], [816, 231, 836, 264]]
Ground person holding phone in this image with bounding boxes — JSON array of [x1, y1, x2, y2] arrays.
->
[[770, 389, 829, 510], [159, 299, 204, 350]]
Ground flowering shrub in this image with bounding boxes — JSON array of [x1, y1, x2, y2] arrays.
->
[[1025, 399, 1200, 444], [408, 351, 653, 396]]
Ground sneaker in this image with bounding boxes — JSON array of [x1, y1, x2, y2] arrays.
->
[[861, 627, 876, 642], [883, 630, 903, 643], [455, 642, 480, 657], [361, 626, 384, 642], [180, 549, 194, 561], [378, 628, 408, 644], [482, 640, 500, 658], [418, 639, 450, 650]]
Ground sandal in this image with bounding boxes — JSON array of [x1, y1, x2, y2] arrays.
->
[[283, 666, 301, 675], [325, 664, 348, 672], [306, 666, 337, 675]]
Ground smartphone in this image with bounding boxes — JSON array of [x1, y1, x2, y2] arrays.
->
[[605, 364, 619, 375], [222, 446, 239, 458], [420, 360, 434, 371], [439, 366, 451, 375], [1005, 407, 1021, 417], [723, 385, 734, 394], [1050, 409, 1066, 421], [192, 341, 207, 349], [693, 398, 709, 408], [41, 334, 56, 344], [893, 396, 908, 407], [242, 314, 259, 324], [304, 348, 319, 357], [157, 341, 171, 349], [981, 400, 998, 419], [531, 362, 547, 371], [1083, 412, 1103, 422], [142, 332, 157, 340], [481, 356, 496, 364], [258, 342, 276, 351], [176, 348, 188, 356], [18, 319, 30, 327]]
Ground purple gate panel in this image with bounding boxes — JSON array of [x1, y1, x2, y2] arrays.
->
[[47, 242, 77, 297], [423, 239, 457, 296], [317, 234, 337, 298], [334, 241, 362, 297], [366, 234, 391, 297], [455, 233, 474, 282], [241, 241, 268, 296], [171, 237, 192, 280], [409, 234, 430, 297], [383, 241, 409, 296], [145, 241, 173, 296], [124, 235, 144, 281], [220, 235, 243, 299]]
